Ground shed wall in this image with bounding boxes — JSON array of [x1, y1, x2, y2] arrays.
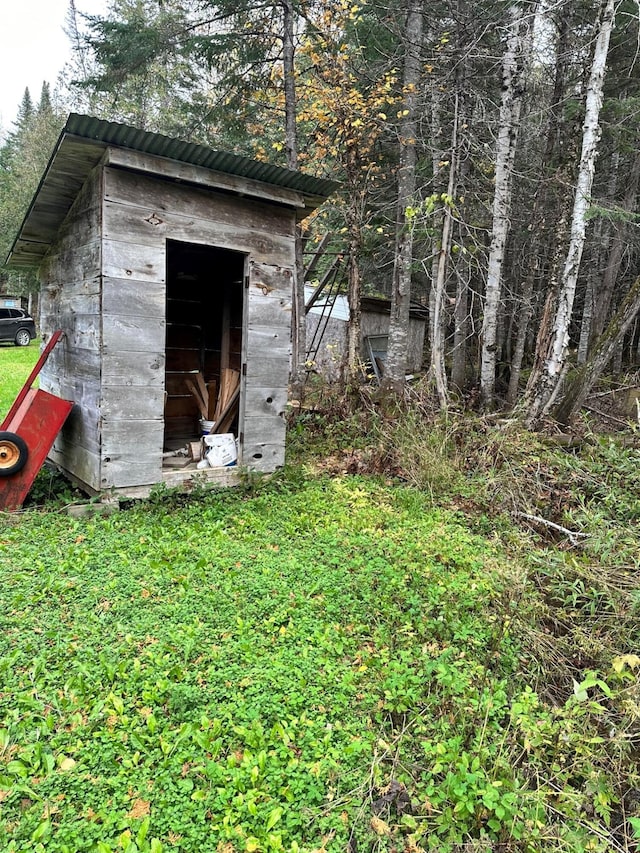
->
[[306, 311, 426, 378], [360, 313, 425, 373], [100, 164, 295, 488], [39, 164, 103, 490], [244, 261, 294, 471]]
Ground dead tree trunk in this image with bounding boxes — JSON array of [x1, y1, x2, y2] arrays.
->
[[346, 218, 363, 380], [451, 253, 471, 392], [430, 96, 460, 412], [554, 274, 640, 425], [590, 150, 640, 343], [507, 9, 571, 406]]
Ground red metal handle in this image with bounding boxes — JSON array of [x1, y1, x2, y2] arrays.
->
[[1, 331, 65, 431]]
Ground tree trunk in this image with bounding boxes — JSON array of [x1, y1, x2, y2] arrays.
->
[[525, 0, 615, 425], [384, 0, 424, 390], [480, 2, 534, 406], [346, 220, 363, 380], [282, 0, 306, 391], [590, 150, 640, 342], [507, 7, 570, 406], [554, 274, 640, 425], [430, 95, 460, 412], [577, 274, 594, 365], [451, 259, 470, 392]]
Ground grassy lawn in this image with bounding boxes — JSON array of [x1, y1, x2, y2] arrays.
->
[[1, 479, 513, 852], [2, 470, 638, 852], [0, 340, 40, 421], [1, 350, 638, 851]]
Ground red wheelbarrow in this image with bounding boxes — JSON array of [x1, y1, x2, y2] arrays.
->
[[0, 331, 74, 511]]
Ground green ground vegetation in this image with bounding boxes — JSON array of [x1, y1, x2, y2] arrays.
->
[[0, 352, 639, 853], [0, 338, 39, 420]]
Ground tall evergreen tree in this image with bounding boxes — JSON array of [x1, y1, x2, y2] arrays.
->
[[0, 86, 64, 296]]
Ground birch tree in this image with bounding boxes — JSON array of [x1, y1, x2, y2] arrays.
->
[[524, 0, 616, 424], [480, 2, 535, 406]]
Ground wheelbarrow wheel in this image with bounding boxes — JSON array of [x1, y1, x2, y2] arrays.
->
[[0, 431, 29, 476]]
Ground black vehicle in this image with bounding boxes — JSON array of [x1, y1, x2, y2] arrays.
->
[[0, 308, 36, 346]]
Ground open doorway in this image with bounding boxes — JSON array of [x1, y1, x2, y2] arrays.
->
[[164, 240, 246, 453]]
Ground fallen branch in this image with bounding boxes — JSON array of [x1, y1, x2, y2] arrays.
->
[[582, 404, 632, 428], [587, 383, 639, 400], [516, 512, 590, 546]]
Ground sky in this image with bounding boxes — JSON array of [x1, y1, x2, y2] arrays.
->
[[0, 0, 108, 131]]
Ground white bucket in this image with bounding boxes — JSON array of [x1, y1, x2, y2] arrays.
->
[[199, 419, 215, 435], [203, 433, 237, 467]]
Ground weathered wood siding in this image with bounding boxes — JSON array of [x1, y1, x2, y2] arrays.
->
[[307, 310, 426, 379], [242, 262, 293, 471], [361, 312, 425, 372], [101, 163, 295, 486], [39, 164, 103, 491]]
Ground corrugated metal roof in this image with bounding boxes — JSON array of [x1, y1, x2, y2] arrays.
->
[[64, 114, 339, 199], [304, 286, 428, 323], [8, 114, 339, 268], [304, 285, 350, 322]]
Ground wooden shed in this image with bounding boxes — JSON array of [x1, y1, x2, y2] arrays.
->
[[306, 289, 428, 381], [8, 114, 337, 497]]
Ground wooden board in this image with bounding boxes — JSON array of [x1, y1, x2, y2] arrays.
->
[[247, 261, 295, 302], [244, 357, 291, 384], [101, 386, 165, 420], [103, 351, 166, 386], [102, 313, 166, 354], [240, 439, 285, 472], [103, 167, 297, 231], [102, 277, 166, 318], [102, 238, 165, 283], [48, 435, 101, 493], [101, 459, 163, 489], [103, 200, 294, 267], [101, 419, 164, 458], [245, 325, 292, 361], [106, 149, 305, 213], [243, 386, 288, 418]]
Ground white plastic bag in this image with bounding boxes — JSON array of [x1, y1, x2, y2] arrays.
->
[[203, 433, 237, 467]]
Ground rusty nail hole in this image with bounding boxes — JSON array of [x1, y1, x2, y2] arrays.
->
[[266, 396, 273, 404]]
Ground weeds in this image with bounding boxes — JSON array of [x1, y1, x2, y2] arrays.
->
[[1, 367, 639, 851], [285, 381, 640, 851]]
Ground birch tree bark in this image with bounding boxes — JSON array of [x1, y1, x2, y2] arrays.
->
[[506, 8, 571, 406], [480, 2, 535, 406], [525, 0, 616, 425], [383, 0, 424, 390]]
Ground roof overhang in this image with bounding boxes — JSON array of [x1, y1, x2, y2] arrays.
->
[[8, 114, 339, 269]]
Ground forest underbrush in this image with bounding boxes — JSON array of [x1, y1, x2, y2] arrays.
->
[[287, 376, 640, 851]]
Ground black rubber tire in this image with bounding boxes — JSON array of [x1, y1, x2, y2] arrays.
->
[[15, 329, 31, 347], [0, 431, 29, 476]]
